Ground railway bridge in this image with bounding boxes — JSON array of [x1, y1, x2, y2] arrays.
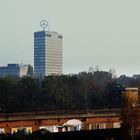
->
[[0, 109, 121, 133]]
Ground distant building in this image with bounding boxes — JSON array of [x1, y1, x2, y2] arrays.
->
[[34, 31, 63, 78], [0, 64, 32, 77], [133, 74, 140, 79]]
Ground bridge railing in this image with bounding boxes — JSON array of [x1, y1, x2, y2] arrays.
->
[[0, 108, 121, 118]]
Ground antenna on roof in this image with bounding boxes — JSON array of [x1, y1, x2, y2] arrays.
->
[[40, 20, 48, 31]]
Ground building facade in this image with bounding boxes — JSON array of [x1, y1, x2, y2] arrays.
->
[[0, 64, 30, 77], [34, 31, 63, 78]]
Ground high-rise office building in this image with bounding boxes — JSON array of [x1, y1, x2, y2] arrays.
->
[[0, 64, 31, 77], [34, 31, 63, 78]]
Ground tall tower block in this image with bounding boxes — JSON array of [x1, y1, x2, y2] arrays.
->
[[34, 21, 63, 78]]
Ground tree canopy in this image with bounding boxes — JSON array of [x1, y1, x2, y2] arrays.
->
[[0, 71, 139, 113]]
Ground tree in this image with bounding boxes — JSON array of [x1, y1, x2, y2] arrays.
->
[[27, 65, 34, 77], [121, 89, 139, 140]]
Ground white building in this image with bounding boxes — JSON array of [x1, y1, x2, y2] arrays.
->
[[34, 31, 63, 78]]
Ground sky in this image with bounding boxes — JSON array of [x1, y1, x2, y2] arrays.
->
[[0, 0, 140, 77]]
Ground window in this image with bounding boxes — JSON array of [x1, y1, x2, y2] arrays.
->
[[58, 35, 62, 38], [46, 34, 51, 37]]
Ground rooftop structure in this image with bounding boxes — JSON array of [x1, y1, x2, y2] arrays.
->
[[34, 21, 63, 78]]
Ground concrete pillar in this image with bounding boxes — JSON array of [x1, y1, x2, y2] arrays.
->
[[89, 124, 92, 130]]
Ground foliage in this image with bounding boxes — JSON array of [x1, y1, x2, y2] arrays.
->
[[0, 70, 138, 112], [121, 90, 139, 140]]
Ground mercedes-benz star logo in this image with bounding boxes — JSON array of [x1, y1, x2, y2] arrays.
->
[[40, 20, 48, 31]]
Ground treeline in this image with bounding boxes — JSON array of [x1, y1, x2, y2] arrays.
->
[[0, 71, 140, 113]]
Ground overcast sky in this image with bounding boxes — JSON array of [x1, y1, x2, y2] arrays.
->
[[0, 0, 140, 76]]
